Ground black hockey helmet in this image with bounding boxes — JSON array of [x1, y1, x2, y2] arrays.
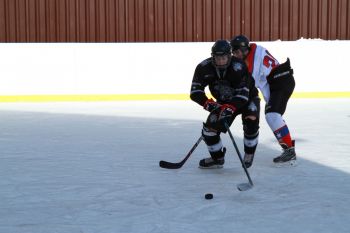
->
[[230, 35, 250, 52], [211, 40, 232, 69], [211, 39, 232, 56]]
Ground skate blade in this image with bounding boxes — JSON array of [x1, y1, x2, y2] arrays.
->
[[274, 159, 298, 167], [198, 164, 224, 169]]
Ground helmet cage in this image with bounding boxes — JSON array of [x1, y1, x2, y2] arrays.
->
[[211, 40, 232, 69]]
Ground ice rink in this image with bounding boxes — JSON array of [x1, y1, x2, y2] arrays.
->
[[0, 98, 349, 233]]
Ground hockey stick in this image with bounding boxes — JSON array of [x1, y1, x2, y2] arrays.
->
[[225, 123, 254, 191], [159, 136, 203, 169]]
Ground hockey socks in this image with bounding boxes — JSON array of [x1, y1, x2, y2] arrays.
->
[[266, 112, 293, 148], [273, 125, 293, 148]]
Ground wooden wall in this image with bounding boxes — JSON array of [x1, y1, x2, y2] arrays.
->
[[0, 0, 349, 42]]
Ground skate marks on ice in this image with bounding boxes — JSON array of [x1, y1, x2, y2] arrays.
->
[[0, 99, 350, 233]]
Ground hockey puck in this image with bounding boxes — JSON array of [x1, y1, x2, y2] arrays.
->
[[204, 193, 213, 199]]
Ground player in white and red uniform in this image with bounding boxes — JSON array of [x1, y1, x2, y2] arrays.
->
[[230, 35, 296, 166]]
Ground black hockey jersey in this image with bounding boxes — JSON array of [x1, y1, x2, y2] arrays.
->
[[190, 56, 258, 110]]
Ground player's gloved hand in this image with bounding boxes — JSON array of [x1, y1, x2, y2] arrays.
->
[[218, 104, 236, 121], [203, 98, 221, 112]]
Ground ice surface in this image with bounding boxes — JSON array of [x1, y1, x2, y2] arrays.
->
[[0, 99, 350, 233]]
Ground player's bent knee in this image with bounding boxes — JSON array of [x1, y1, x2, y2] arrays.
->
[[244, 115, 257, 121], [202, 123, 220, 145]]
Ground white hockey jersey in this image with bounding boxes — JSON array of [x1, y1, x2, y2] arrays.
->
[[245, 43, 279, 102]]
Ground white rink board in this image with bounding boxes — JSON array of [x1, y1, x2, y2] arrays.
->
[[0, 39, 349, 95]]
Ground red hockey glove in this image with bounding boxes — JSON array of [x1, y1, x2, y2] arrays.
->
[[203, 98, 221, 112], [218, 104, 236, 121]]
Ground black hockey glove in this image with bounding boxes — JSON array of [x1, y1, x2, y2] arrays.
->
[[203, 98, 221, 112], [205, 103, 236, 133], [218, 104, 236, 121]]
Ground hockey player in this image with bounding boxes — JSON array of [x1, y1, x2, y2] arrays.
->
[[230, 35, 296, 166], [190, 39, 260, 169]]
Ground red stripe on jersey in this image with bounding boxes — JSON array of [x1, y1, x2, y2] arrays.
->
[[245, 43, 257, 74]]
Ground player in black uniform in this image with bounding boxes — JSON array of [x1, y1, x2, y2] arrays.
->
[[190, 40, 260, 168]]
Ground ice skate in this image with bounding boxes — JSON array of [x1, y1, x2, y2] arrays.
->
[[243, 153, 255, 168], [273, 146, 297, 167], [199, 148, 226, 169]]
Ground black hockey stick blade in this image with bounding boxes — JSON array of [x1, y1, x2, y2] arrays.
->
[[237, 182, 253, 191], [159, 136, 203, 169], [159, 160, 184, 169]]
